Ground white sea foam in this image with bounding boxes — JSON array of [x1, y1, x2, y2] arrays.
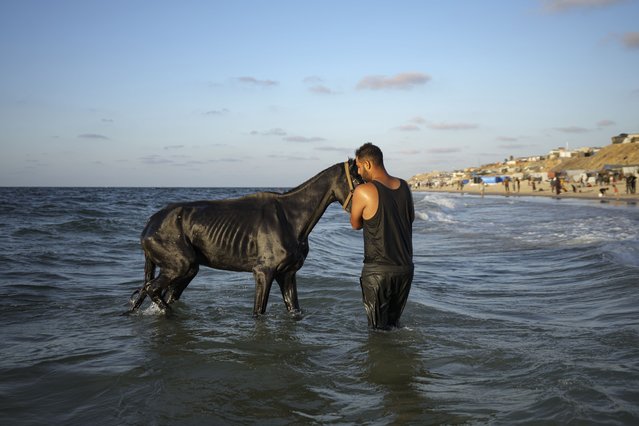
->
[[142, 302, 166, 316], [418, 193, 458, 210], [511, 212, 638, 247], [413, 193, 458, 223], [416, 211, 429, 221], [415, 209, 455, 223]]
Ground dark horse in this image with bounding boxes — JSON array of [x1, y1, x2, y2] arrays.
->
[[127, 160, 362, 316]]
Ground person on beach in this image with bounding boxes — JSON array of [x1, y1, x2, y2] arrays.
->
[[627, 174, 636, 194], [349, 142, 414, 329]]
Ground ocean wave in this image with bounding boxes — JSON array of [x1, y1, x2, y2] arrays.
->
[[12, 227, 55, 238], [512, 215, 638, 248], [51, 217, 125, 235], [415, 209, 456, 223], [417, 193, 459, 210], [412, 194, 458, 223], [602, 241, 639, 268]]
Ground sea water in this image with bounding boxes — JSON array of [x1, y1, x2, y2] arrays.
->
[[1, 187, 638, 425]]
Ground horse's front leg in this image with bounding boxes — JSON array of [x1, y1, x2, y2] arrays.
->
[[252, 266, 275, 317], [275, 271, 301, 315]]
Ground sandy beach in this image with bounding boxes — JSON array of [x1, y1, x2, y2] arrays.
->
[[413, 181, 639, 203]]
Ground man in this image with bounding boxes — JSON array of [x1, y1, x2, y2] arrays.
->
[[349, 142, 414, 329]]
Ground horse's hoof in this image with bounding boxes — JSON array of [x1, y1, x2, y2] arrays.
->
[[289, 309, 304, 320]]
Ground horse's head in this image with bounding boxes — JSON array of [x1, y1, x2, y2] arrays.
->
[[336, 158, 364, 213]]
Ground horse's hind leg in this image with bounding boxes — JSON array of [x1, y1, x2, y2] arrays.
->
[[144, 273, 173, 311], [164, 264, 199, 304], [140, 232, 197, 311]]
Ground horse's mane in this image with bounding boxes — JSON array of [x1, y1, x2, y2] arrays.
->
[[282, 162, 340, 196], [234, 161, 342, 201]]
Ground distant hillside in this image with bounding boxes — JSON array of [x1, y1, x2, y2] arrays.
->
[[409, 142, 639, 183], [550, 142, 639, 171]]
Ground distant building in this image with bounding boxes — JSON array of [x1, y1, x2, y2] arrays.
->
[[611, 133, 639, 144], [547, 146, 595, 159], [548, 148, 567, 158]]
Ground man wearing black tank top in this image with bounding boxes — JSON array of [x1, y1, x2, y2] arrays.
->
[[349, 143, 414, 329]]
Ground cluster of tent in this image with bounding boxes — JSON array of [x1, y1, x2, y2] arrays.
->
[[465, 165, 639, 186], [470, 176, 506, 185]]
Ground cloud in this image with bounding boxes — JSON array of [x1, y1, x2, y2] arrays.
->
[[236, 76, 278, 87], [395, 124, 421, 132], [427, 122, 478, 130], [315, 146, 353, 154], [139, 154, 243, 167], [207, 157, 243, 163], [268, 154, 320, 161], [303, 76, 323, 84], [309, 85, 337, 95], [250, 128, 287, 136], [399, 149, 420, 155], [164, 145, 185, 150], [497, 136, 519, 142], [622, 32, 639, 49], [356, 72, 431, 90], [597, 119, 615, 127], [283, 136, 326, 143], [101, 118, 114, 123], [139, 155, 173, 165], [410, 116, 427, 124], [427, 148, 462, 154], [303, 76, 338, 94], [78, 133, 110, 140], [554, 126, 590, 133], [203, 108, 229, 116], [498, 144, 530, 149], [541, 0, 625, 13]]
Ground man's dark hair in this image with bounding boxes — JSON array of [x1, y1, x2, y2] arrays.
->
[[355, 142, 384, 166]]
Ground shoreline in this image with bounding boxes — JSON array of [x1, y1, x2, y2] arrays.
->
[[412, 182, 639, 204]]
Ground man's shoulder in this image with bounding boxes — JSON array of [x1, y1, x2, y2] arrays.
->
[[356, 181, 378, 191], [355, 182, 378, 198]]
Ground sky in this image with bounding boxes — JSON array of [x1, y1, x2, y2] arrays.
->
[[1, 0, 638, 187]]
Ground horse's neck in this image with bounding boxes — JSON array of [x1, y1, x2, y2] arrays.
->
[[280, 167, 336, 241]]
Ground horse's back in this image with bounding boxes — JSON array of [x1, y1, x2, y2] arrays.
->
[[142, 193, 278, 236], [142, 195, 288, 271]]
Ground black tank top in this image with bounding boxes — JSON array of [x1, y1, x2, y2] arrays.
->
[[363, 179, 414, 266]]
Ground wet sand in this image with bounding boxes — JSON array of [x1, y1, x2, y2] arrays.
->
[[413, 181, 639, 203]]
